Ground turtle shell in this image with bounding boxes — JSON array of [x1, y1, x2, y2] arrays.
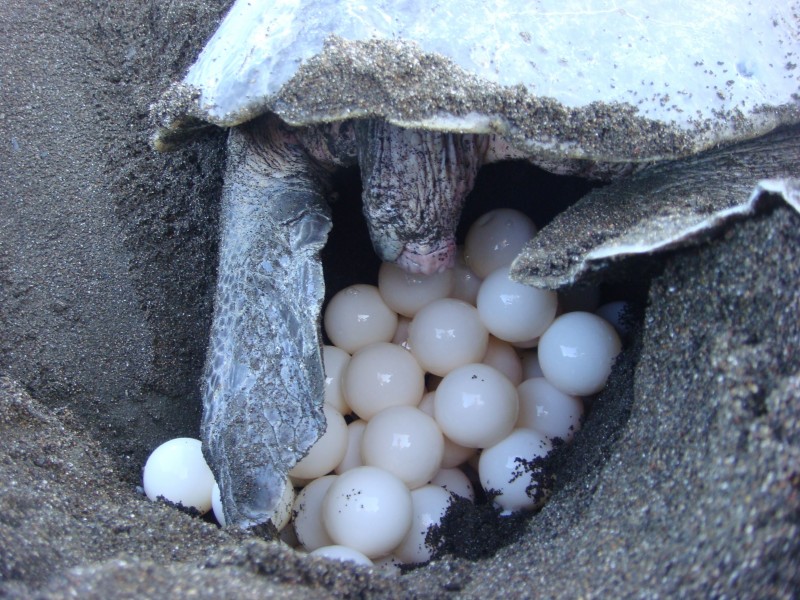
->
[[154, 0, 800, 164]]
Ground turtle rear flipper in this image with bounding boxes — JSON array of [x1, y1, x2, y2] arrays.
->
[[202, 117, 331, 528]]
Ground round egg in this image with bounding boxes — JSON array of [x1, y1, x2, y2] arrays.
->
[[408, 298, 489, 376], [292, 474, 337, 551], [211, 482, 225, 526], [595, 300, 631, 337], [271, 476, 296, 531], [288, 403, 348, 479], [463, 208, 537, 278], [143, 437, 215, 514], [479, 428, 553, 514], [431, 468, 475, 501], [434, 363, 519, 449], [477, 267, 557, 343], [450, 247, 482, 305], [517, 377, 584, 442], [520, 350, 544, 379], [482, 336, 523, 386], [394, 485, 453, 565], [322, 345, 351, 415], [309, 545, 374, 566], [335, 419, 367, 474], [378, 261, 454, 317], [323, 284, 397, 353], [322, 466, 413, 558], [537, 311, 622, 396], [361, 406, 444, 489], [342, 342, 425, 420]]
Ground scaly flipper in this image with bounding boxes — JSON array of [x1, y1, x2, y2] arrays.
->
[[202, 116, 331, 529]]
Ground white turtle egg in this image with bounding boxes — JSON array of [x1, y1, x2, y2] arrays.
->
[[520, 350, 544, 379], [378, 261, 454, 317], [464, 208, 537, 278], [450, 247, 482, 305], [335, 419, 367, 474], [391, 316, 412, 349], [431, 468, 475, 501], [511, 336, 540, 349], [482, 336, 523, 386], [322, 345, 351, 415], [477, 267, 557, 343], [517, 377, 584, 442], [211, 482, 225, 526], [342, 342, 425, 420], [394, 485, 453, 565], [271, 475, 296, 531], [417, 391, 436, 417], [143, 437, 215, 514], [408, 298, 488, 376], [372, 554, 403, 575], [440, 436, 476, 469], [292, 474, 337, 551], [419, 393, 474, 466], [361, 406, 444, 489], [434, 363, 518, 449], [324, 284, 398, 354], [538, 311, 622, 396], [595, 300, 631, 337], [309, 545, 374, 566], [479, 428, 553, 514], [322, 466, 413, 558], [289, 403, 348, 479]]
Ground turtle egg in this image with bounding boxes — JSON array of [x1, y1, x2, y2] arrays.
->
[[391, 316, 412, 349], [293, 474, 337, 551], [361, 406, 444, 489], [595, 300, 631, 337], [341, 342, 425, 420], [476, 267, 557, 343], [482, 336, 523, 386], [211, 482, 225, 526], [288, 403, 348, 479], [431, 468, 475, 501], [322, 466, 413, 558], [335, 419, 367, 474], [323, 284, 397, 354], [408, 298, 488, 376], [478, 428, 553, 513], [309, 545, 374, 566], [434, 363, 519, 449], [517, 377, 584, 442], [520, 350, 544, 379], [322, 345, 351, 415], [450, 247, 482, 305], [142, 437, 215, 514], [463, 208, 537, 278], [393, 484, 453, 564], [378, 261, 454, 317], [271, 475, 296, 532], [537, 311, 622, 396]]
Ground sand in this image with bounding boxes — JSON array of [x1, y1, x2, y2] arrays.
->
[[1, 0, 798, 597]]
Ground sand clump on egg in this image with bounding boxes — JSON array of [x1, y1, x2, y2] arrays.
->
[[142, 207, 627, 567]]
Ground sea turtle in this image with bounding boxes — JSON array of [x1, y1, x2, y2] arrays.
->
[[153, 0, 800, 530]]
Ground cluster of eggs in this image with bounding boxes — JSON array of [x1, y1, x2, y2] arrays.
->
[[143, 208, 625, 568]]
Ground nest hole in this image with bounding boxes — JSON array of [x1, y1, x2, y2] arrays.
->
[[320, 160, 649, 562]]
